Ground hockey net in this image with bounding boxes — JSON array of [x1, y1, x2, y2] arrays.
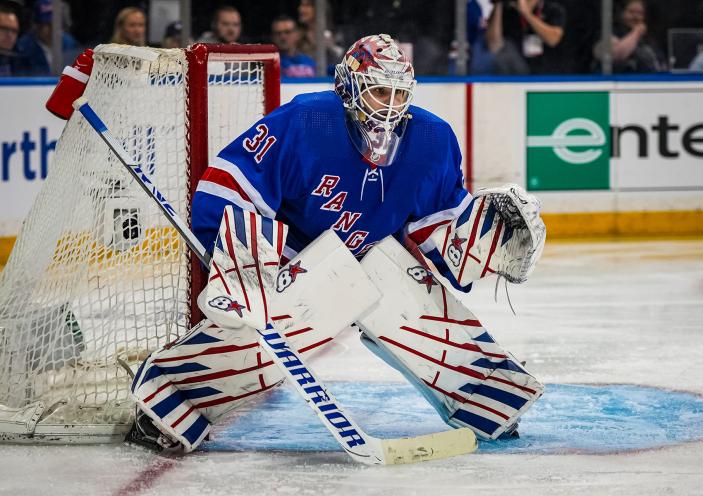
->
[[0, 44, 280, 443]]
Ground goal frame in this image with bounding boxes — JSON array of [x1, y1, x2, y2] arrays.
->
[[186, 43, 281, 328], [0, 43, 281, 444]]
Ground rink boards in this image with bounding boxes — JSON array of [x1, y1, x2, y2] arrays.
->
[[2, 76, 703, 267]]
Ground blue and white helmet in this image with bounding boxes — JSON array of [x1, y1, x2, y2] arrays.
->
[[334, 34, 416, 166]]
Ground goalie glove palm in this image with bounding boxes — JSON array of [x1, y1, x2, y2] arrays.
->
[[474, 184, 546, 283]]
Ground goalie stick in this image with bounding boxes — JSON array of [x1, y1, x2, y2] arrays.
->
[[73, 97, 478, 465]]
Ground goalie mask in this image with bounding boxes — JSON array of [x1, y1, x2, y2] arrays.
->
[[334, 34, 416, 166]]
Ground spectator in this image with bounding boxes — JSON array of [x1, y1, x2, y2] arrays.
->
[[110, 7, 146, 46], [0, 3, 20, 76], [271, 15, 315, 78], [197, 6, 242, 44], [162, 21, 186, 49], [595, 0, 666, 73], [14, 0, 79, 76], [296, 0, 344, 63], [463, 0, 496, 74], [297, 0, 315, 55], [485, 0, 566, 75]]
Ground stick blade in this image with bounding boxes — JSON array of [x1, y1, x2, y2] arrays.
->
[[380, 427, 478, 465]]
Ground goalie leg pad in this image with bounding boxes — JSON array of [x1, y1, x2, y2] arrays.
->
[[130, 320, 280, 452], [358, 236, 544, 440], [131, 314, 345, 452], [131, 230, 380, 451], [359, 332, 455, 425]]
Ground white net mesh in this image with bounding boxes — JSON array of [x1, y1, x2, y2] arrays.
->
[[0, 45, 271, 442], [208, 57, 266, 157]]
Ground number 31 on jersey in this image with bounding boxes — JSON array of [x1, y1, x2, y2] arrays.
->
[[243, 124, 277, 163]]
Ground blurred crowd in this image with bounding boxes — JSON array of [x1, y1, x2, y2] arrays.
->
[[1, 0, 703, 78]]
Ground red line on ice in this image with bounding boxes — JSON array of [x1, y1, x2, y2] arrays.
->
[[113, 458, 179, 496]]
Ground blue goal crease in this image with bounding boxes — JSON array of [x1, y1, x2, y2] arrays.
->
[[200, 382, 703, 455]]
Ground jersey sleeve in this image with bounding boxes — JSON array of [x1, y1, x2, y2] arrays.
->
[[192, 104, 300, 254], [404, 123, 474, 292], [405, 123, 471, 247]]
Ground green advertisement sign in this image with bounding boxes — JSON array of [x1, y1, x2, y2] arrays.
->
[[526, 92, 610, 191]]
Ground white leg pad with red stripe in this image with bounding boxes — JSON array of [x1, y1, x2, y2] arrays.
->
[[130, 319, 285, 451], [197, 204, 288, 330], [357, 236, 544, 440], [424, 184, 546, 287], [132, 230, 380, 451]]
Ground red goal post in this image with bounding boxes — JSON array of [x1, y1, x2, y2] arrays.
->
[[186, 43, 281, 327]]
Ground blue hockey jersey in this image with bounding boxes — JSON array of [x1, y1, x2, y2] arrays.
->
[[192, 90, 471, 264]]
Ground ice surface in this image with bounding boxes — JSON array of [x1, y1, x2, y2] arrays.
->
[[203, 382, 703, 454], [0, 239, 702, 496]]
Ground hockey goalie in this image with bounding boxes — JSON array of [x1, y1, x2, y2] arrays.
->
[[127, 34, 546, 454]]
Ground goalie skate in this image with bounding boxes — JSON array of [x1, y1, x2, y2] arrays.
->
[[124, 408, 182, 454]]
